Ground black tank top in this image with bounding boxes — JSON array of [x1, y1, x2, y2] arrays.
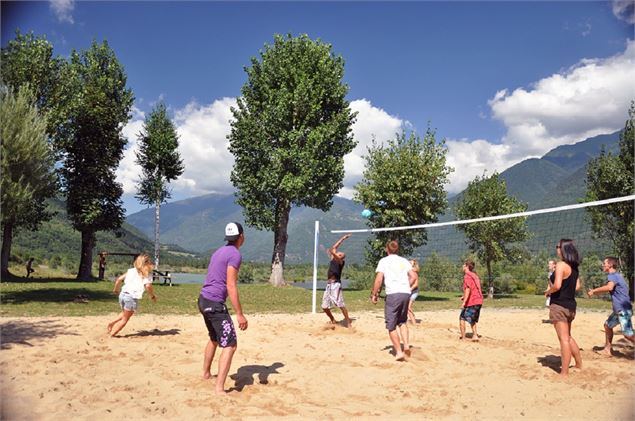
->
[[327, 259, 344, 282], [550, 265, 578, 310]]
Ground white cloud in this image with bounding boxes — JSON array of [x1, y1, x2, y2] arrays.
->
[[612, 0, 635, 24], [444, 39, 635, 194], [339, 99, 404, 199], [49, 0, 75, 24]]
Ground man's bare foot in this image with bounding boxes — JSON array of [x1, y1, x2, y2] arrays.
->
[[595, 347, 612, 357], [214, 388, 226, 395], [472, 337, 480, 342], [404, 348, 412, 357], [395, 352, 406, 361], [344, 319, 352, 328], [459, 336, 464, 340], [202, 372, 212, 380]]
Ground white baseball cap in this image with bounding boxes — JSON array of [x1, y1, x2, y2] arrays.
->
[[224, 222, 244, 241]]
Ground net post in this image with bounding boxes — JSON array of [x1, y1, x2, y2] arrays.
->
[[312, 220, 320, 314]]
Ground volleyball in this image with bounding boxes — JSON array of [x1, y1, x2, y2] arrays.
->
[[361, 209, 372, 218]]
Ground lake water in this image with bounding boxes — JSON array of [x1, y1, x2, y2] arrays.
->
[[163, 273, 350, 290]]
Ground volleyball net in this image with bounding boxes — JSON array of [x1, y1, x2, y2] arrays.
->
[[309, 195, 634, 312]]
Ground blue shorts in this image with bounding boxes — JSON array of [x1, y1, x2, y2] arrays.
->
[[606, 309, 634, 337], [119, 292, 139, 311], [460, 305, 482, 325]]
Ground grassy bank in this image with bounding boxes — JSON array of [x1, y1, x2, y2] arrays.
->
[[1, 278, 613, 317]]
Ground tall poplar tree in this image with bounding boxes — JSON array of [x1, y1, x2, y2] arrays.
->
[[354, 129, 452, 264], [135, 102, 184, 270], [0, 86, 57, 279], [455, 172, 530, 298], [228, 34, 356, 285], [56, 40, 133, 280]]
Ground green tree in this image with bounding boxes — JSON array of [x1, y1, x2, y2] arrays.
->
[[454, 172, 530, 298], [56, 40, 134, 280], [0, 30, 61, 113], [0, 86, 57, 279], [135, 102, 184, 270], [585, 101, 634, 299], [228, 34, 356, 286], [354, 129, 452, 264]]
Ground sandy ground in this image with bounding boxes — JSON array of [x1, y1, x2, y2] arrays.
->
[[1, 308, 634, 421]]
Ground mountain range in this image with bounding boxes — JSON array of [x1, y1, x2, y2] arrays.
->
[[125, 130, 621, 263]]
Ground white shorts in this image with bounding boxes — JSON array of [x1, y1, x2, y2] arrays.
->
[[322, 282, 345, 309]]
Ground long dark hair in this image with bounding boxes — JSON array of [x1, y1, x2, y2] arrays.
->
[[558, 238, 581, 269]]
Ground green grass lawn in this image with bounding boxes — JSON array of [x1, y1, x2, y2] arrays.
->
[[0, 278, 613, 317]]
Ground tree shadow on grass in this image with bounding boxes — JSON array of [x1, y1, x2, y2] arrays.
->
[[537, 354, 561, 373], [122, 328, 181, 338], [1, 288, 113, 305], [0, 319, 78, 349], [416, 295, 451, 302], [228, 362, 284, 392]]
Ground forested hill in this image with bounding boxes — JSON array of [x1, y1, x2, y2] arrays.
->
[[10, 198, 197, 273]]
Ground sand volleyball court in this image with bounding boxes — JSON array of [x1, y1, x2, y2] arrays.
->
[[1, 309, 633, 420]]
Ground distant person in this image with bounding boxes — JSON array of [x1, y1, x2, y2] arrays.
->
[[322, 233, 353, 327], [407, 259, 420, 324], [107, 253, 157, 337], [587, 256, 634, 356], [25, 258, 35, 278], [459, 259, 483, 341], [198, 222, 248, 395], [370, 240, 416, 361], [544, 238, 582, 377], [545, 260, 556, 306]]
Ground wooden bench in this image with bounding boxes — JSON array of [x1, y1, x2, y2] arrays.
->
[[153, 270, 173, 286]]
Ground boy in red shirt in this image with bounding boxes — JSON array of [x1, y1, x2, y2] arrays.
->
[[459, 259, 484, 341]]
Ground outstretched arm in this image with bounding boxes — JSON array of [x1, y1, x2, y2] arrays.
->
[[327, 233, 351, 258], [588, 281, 615, 297]]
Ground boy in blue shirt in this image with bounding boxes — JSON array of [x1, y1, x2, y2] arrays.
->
[[587, 256, 634, 356]]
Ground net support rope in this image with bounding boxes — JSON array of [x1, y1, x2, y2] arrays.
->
[[330, 195, 635, 234]]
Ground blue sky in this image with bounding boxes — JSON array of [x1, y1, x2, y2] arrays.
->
[[2, 1, 634, 215]]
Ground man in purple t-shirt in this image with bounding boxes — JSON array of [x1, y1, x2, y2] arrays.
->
[[198, 222, 248, 394]]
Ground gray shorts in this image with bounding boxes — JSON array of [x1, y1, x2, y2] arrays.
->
[[384, 293, 410, 331], [119, 292, 139, 312], [322, 282, 346, 309]]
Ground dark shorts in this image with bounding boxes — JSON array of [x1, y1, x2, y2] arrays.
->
[[460, 304, 482, 325], [384, 293, 410, 331], [549, 303, 576, 323], [198, 295, 237, 348]]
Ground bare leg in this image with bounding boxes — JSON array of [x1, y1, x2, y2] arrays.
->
[[202, 339, 218, 379], [107, 311, 124, 333], [599, 323, 613, 356], [215, 346, 237, 394], [110, 310, 134, 337], [471, 323, 479, 341], [322, 308, 336, 324], [625, 334, 635, 344], [554, 321, 577, 377], [340, 307, 352, 327], [398, 323, 411, 356], [568, 323, 582, 369], [459, 319, 466, 339], [407, 300, 416, 324], [388, 329, 405, 360]]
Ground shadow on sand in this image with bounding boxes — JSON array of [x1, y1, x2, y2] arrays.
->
[[0, 319, 78, 349], [228, 362, 284, 392]]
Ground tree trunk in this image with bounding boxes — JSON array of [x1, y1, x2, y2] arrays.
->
[[269, 200, 290, 287], [1, 222, 14, 280], [486, 259, 494, 299], [77, 229, 96, 280], [154, 200, 161, 270]]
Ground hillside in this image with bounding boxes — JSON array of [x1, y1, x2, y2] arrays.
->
[[9, 198, 198, 275]]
